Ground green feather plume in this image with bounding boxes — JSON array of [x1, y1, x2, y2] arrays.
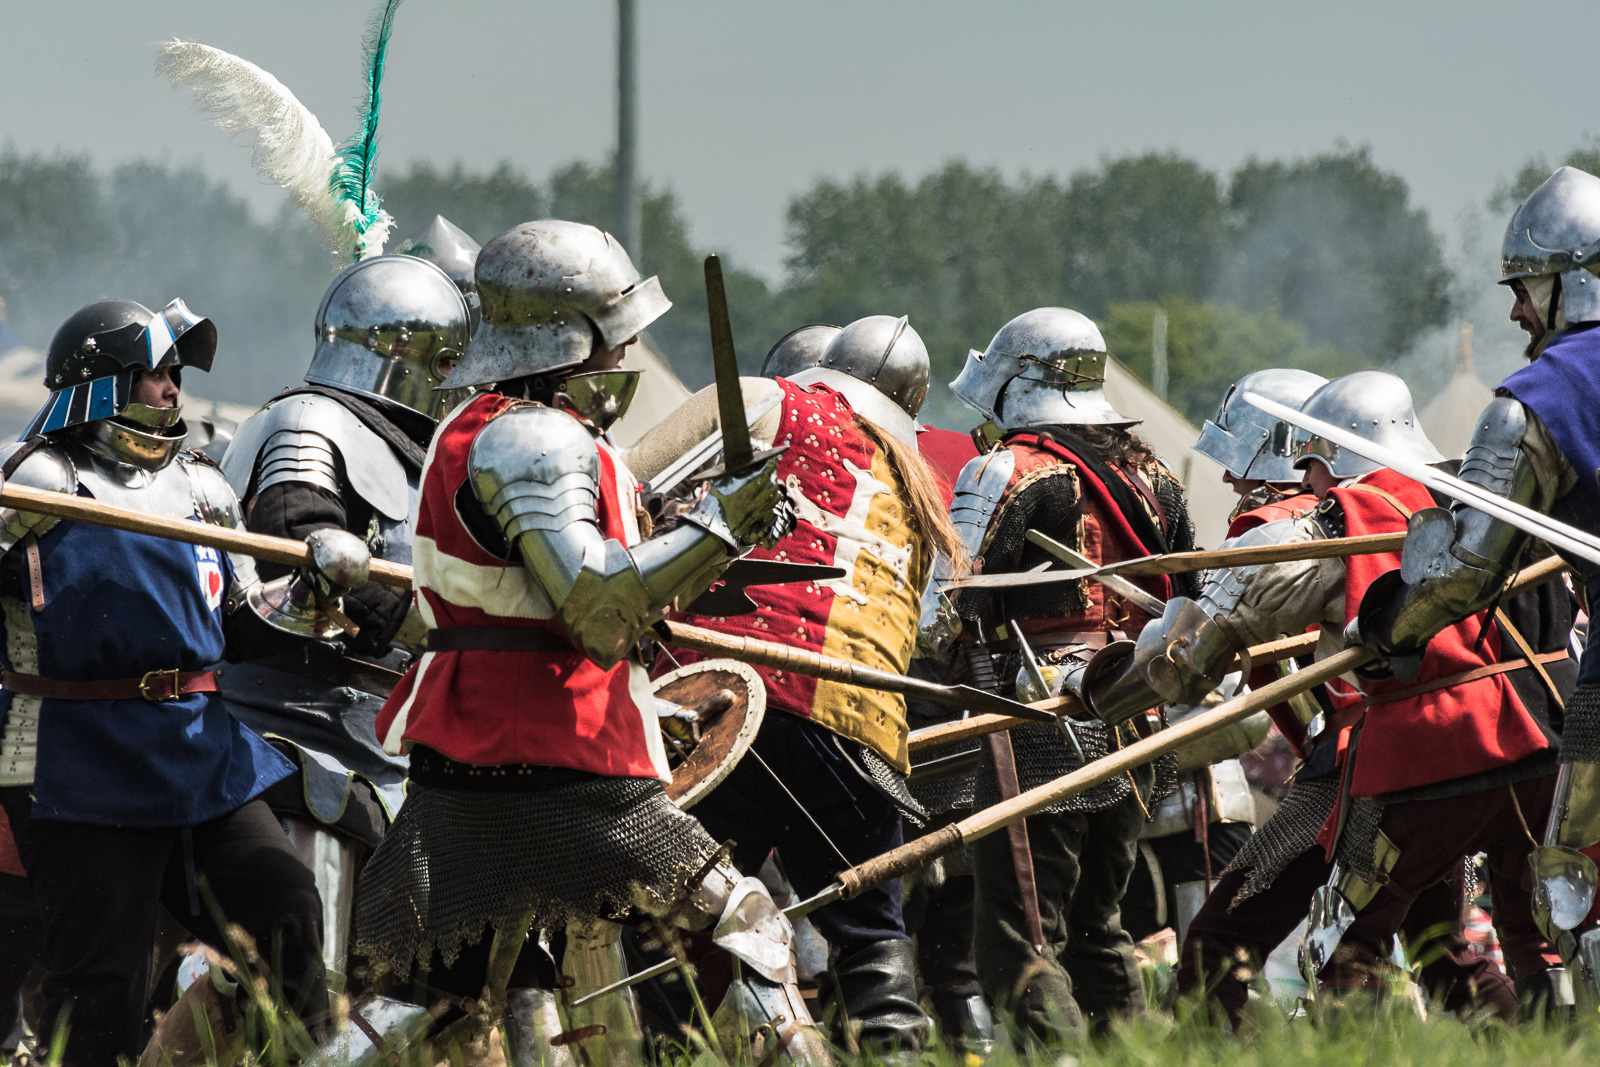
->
[[330, 0, 403, 261]]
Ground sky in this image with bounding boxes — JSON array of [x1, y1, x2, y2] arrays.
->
[[3, 0, 1598, 283]]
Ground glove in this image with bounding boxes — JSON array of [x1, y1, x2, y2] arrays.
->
[[694, 452, 796, 550], [301, 528, 371, 599]]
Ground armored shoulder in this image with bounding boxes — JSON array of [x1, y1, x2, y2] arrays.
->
[[468, 404, 601, 542], [0, 441, 76, 553], [179, 452, 245, 529], [949, 448, 1017, 559], [220, 393, 408, 519]]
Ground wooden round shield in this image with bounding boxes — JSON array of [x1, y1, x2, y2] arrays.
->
[[653, 658, 766, 811]]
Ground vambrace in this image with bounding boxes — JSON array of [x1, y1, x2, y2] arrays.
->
[[1077, 520, 1297, 724], [470, 405, 731, 668], [1362, 398, 1544, 655]]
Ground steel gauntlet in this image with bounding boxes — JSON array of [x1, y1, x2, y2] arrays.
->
[[246, 528, 372, 639]]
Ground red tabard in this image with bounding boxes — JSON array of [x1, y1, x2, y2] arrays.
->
[[669, 380, 929, 771], [375, 393, 665, 778], [1324, 468, 1548, 798], [1230, 492, 1320, 755], [992, 434, 1174, 638]]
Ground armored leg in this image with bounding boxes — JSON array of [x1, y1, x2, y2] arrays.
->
[[307, 995, 435, 1067], [560, 921, 645, 1067], [668, 863, 830, 1065], [504, 988, 577, 1067], [279, 816, 362, 995], [1171, 880, 1209, 949]]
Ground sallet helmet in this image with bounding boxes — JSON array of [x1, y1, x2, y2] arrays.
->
[[785, 315, 931, 445], [1195, 368, 1329, 482], [760, 323, 841, 380], [23, 297, 216, 470], [447, 219, 671, 390], [951, 307, 1134, 432], [1500, 165, 1600, 325], [307, 254, 473, 421], [394, 214, 483, 333], [1291, 369, 1443, 479]]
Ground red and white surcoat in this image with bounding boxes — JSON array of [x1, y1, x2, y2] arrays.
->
[[377, 393, 669, 779]]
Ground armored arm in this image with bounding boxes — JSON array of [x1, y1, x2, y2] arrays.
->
[[916, 448, 1016, 658], [1077, 517, 1342, 724], [1357, 397, 1571, 656], [0, 443, 75, 555], [470, 406, 790, 669]]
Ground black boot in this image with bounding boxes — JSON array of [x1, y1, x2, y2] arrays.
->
[[822, 940, 929, 1055], [931, 991, 1000, 1055]]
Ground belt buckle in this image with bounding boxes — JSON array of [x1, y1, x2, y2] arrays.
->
[[138, 668, 182, 702]]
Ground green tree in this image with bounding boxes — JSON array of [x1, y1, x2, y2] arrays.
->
[[1102, 298, 1365, 425], [1218, 145, 1450, 359], [1490, 136, 1600, 215]]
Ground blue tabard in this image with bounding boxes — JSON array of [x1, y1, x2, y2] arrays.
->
[[3, 500, 292, 826], [1502, 321, 1600, 684]]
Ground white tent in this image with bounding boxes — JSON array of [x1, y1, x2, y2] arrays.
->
[[1420, 324, 1493, 460]]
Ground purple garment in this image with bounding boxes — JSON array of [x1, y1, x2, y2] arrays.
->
[[1502, 322, 1600, 541]]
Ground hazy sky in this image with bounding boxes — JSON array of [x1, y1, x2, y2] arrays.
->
[[3, 1, 1598, 281]]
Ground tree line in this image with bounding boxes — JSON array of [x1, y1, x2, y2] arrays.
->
[[2, 142, 1595, 426]]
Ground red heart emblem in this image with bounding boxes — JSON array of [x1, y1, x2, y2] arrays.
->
[[208, 571, 221, 597]]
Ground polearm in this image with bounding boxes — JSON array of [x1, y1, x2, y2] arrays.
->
[[907, 630, 1321, 754], [656, 619, 1055, 723], [940, 531, 1406, 590], [788, 552, 1569, 919], [0, 482, 414, 587]]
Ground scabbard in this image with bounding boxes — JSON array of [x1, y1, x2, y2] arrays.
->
[[988, 729, 1046, 955]]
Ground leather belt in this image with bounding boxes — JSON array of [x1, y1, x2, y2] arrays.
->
[[426, 627, 575, 653], [2, 668, 218, 703]]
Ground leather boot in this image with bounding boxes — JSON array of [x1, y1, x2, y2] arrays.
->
[[139, 967, 247, 1067], [930, 991, 999, 1056], [821, 940, 929, 1055]]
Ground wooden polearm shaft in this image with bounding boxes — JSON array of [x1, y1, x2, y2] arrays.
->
[[787, 554, 1570, 918], [906, 630, 1323, 754], [0, 483, 414, 588], [658, 620, 1055, 723], [944, 532, 1407, 592]]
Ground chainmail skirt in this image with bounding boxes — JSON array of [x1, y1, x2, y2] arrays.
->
[[354, 777, 720, 978], [1222, 774, 1384, 906]]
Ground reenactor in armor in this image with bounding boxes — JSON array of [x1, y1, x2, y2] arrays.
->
[[1357, 165, 1600, 1004], [217, 250, 473, 992], [0, 298, 370, 1063], [1071, 370, 1571, 1021], [343, 220, 828, 1066], [628, 315, 959, 1054], [1121, 372, 1326, 948], [934, 307, 1198, 1039]]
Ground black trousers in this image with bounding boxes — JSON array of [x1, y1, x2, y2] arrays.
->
[[972, 790, 1148, 1040], [692, 711, 907, 952], [0, 790, 325, 1066]]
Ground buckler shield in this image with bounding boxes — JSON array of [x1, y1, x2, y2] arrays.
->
[[652, 658, 767, 810]]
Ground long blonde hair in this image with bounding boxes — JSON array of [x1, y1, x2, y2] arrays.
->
[[854, 416, 968, 577]]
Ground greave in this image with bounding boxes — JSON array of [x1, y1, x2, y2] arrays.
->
[[280, 817, 361, 994], [504, 988, 577, 1067], [1171, 880, 1210, 948], [711, 973, 832, 1066], [308, 995, 434, 1067], [560, 921, 644, 1067]]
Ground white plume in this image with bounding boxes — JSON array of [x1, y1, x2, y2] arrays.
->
[[157, 39, 380, 264]]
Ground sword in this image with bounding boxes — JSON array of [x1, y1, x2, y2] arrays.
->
[[1242, 391, 1600, 569], [1023, 530, 1167, 616], [704, 254, 755, 473]]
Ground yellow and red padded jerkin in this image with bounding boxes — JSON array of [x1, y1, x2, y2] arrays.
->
[[671, 379, 931, 773]]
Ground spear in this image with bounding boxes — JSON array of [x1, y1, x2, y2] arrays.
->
[[789, 552, 1569, 918]]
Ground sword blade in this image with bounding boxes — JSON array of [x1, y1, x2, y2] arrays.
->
[[704, 254, 753, 471], [1243, 391, 1600, 569], [1024, 529, 1167, 616]]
